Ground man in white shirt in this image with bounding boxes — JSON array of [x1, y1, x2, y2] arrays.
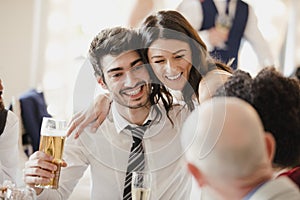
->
[[0, 79, 19, 184], [23, 27, 194, 199], [183, 97, 300, 199], [177, 0, 274, 69]]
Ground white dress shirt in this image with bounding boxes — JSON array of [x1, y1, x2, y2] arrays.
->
[[37, 102, 196, 200], [0, 111, 19, 184], [177, 0, 274, 67]]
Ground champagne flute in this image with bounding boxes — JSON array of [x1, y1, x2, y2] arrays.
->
[[5, 187, 37, 200], [131, 171, 151, 200], [215, 13, 232, 50]]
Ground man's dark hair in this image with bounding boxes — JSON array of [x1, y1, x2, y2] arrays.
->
[[215, 67, 300, 167], [213, 69, 252, 102], [89, 27, 143, 80], [252, 67, 300, 167]]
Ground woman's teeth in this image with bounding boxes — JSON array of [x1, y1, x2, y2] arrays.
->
[[166, 73, 181, 80]]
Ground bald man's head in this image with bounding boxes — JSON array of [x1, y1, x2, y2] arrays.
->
[[183, 97, 274, 184]]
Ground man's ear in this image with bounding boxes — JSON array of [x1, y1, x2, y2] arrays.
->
[[187, 163, 206, 187], [96, 76, 108, 90], [264, 132, 276, 163]]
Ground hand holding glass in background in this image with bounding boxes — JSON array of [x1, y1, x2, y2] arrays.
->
[[214, 13, 232, 50]]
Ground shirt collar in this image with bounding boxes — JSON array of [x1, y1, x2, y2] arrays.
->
[[111, 102, 158, 134]]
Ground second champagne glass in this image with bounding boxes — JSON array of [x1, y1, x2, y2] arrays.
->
[[131, 171, 151, 200]]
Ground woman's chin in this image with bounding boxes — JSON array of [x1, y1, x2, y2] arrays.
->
[[165, 82, 185, 91]]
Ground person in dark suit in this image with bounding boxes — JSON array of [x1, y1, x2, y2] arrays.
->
[[177, 0, 274, 69], [19, 89, 51, 152]]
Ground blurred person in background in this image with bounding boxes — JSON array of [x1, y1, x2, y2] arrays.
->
[[0, 79, 19, 184], [127, 0, 182, 28], [177, 0, 274, 69]]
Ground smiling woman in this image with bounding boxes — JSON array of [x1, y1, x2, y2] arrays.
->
[[140, 10, 233, 111], [147, 39, 193, 91]]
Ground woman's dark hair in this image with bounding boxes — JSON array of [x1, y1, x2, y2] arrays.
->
[[140, 10, 232, 111]]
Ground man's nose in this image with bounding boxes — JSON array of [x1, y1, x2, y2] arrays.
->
[[123, 72, 137, 87]]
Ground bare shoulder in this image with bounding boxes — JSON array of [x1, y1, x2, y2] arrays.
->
[[199, 69, 232, 103]]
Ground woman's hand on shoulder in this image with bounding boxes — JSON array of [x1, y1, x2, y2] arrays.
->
[[66, 94, 112, 139]]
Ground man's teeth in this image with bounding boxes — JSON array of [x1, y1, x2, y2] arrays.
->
[[126, 87, 141, 96], [166, 73, 181, 80]]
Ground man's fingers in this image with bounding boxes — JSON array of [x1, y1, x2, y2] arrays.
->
[[60, 160, 68, 168], [23, 174, 53, 186], [25, 159, 57, 172], [23, 167, 55, 179], [28, 151, 53, 161]]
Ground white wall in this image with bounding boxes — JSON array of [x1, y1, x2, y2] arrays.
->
[[0, 0, 35, 107]]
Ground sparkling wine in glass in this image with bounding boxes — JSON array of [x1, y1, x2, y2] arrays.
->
[[131, 172, 151, 200]]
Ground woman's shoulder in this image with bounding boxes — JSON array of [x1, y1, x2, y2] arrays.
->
[[207, 69, 232, 77], [199, 69, 232, 103]]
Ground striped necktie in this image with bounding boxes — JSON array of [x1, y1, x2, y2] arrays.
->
[[123, 120, 151, 200]]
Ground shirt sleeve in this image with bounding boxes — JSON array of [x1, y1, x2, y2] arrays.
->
[[37, 137, 89, 200], [176, 0, 203, 30], [243, 4, 274, 67], [0, 111, 19, 184]]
